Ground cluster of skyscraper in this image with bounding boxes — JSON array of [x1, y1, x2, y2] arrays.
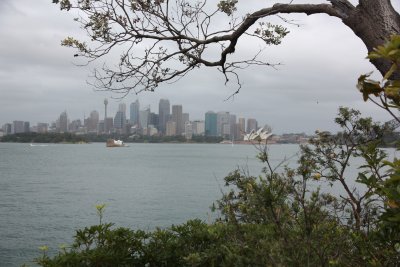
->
[[1, 98, 260, 140]]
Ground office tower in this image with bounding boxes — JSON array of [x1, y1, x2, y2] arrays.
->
[[234, 123, 241, 141], [114, 111, 126, 133], [230, 114, 236, 139], [37, 123, 48, 133], [184, 121, 193, 140], [118, 103, 127, 114], [158, 99, 170, 134], [149, 112, 159, 128], [182, 113, 189, 124], [139, 107, 150, 130], [247, 118, 258, 133], [172, 105, 183, 135], [87, 110, 99, 132], [238, 117, 246, 136], [12, 121, 24, 134], [59, 111, 68, 133], [104, 118, 114, 134], [104, 98, 108, 120], [192, 120, 205, 135], [23, 122, 30, 133], [2, 123, 12, 135], [205, 111, 217, 136], [217, 111, 230, 137], [69, 119, 82, 133], [130, 100, 140, 126], [166, 121, 177, 136]]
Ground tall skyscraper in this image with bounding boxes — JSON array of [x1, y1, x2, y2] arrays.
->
[[114, 111, 126, 133], [130, 100, 140, 126], [23, 122, 30, 133], [238, 117, 246, 135], [12, 121, 24, 134], [172, 105, 183, 135], [182, 113, 189, 124], [87, 110, 99, 132], [2, 123, 12, 135], [139, 107, 150, 130], [230, 114, 236, 139], [37, 123, 48, 133], [118, 103, 127, 114], [247, 118, 258, 133], [205, 111, 217, 136], [149, 113, 159, 128], [217, 111, 230, 137], [192, 120, 205, 135], [166, 121, 177, 136], [158, 99, 170, 134], [184, 121, 193, 140], [59, 111, 68, 133]]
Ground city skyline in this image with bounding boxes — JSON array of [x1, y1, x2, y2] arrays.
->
[[1, 98, 266, 139], [1, 98, 260, 128]]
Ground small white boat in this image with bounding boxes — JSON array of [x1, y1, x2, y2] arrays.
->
[[106, 139, 128, 147]]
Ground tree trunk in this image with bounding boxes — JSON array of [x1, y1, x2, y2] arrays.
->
[[341, 0, 400, 76]]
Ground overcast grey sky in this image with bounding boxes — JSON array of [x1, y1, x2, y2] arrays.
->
[[0, 0, 398, 134]]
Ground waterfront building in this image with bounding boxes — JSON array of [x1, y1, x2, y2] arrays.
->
[[158, 99, 170, 134], [118, 103, 127, 114], [238, 117, 246, 137], [86, 110, 99, 132], [205, 111, 217, 136], [139, 107, 150, 130], [230, 114, 236, 139], [150, 113, 159, 129], [192, 120, 205, 135], [185, 121, 193, 140], [69, 119, 82, 133], [97, 120, 105, 134], [166, 121, 177, 136], [217, 111, 230, 137], [172, 105, 183, 135], [104, 117, 113, 134], [233, 123, 241, 140], [23, 122, 30, 133], [114, 111, 126, 133], [2, 123, 12, 135], [247, 118, 258, 133], [58, 111, 68, 133], [12, 121, 24, 134], [130, 100, 140, 126], [222, 123, 231, 138], [146, 125, 158, 136], [183, 113, 189, 124], [37, 123, 48, 133]]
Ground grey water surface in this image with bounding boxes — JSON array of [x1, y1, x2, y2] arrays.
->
[[0, 142, 299, 266]]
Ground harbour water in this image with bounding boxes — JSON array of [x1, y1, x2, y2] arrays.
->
[[0, 142, 300, 266], [0, 142, 396, 266]]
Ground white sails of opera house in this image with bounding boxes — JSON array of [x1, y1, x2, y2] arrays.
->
[[243, 126, 272, 141]]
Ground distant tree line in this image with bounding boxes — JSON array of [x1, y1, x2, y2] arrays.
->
[[0, 132, 224, 144], [0, 132, 88, 144]]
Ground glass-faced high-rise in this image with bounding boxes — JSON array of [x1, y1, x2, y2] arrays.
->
[[205, 111, 217, 136], [130, 100, 140, 127], [172, 105, 183, 135], [158, 99, 170, 134]]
